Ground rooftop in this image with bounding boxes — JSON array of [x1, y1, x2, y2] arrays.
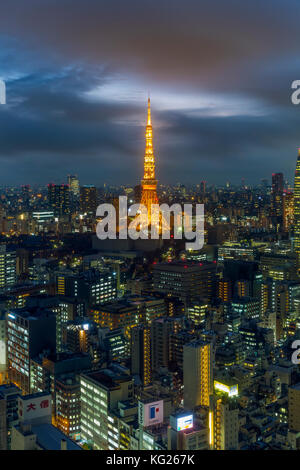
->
[[32, 423, 82, 450]]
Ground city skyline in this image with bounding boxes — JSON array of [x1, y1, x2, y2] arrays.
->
[[2, 0, 300, 455], [1, 1, 300, 185]]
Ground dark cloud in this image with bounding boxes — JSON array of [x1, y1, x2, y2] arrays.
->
[[156, 108, 300, 183], [1, 0, 299, 89], [0, 0, 299, 185]]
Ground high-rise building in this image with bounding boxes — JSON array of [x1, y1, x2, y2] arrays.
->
[[200, 181, 206, 195], [62, 321, 90, 355], [236, 279, 250, 298], [21, 185, 30, 209], [151, 317, 183, 373], [55, 270, 117, 307], [91, 299, 139, 339], [153, 261, 216, 305], [47, 183, 70, 217], [218, 279, 232, 302], [55, 373, 81, 440], [98, 327, 128, 362], [212, 396, 239, 450], [61, 319, 99, 360], [80, 185, 98, 215], [131, 325, 152, 387], [51, 297, 85, 353], [30, 352, 92, 422], [294, 150, 300, 271], [91, 296, 164, 340], [67, 175, 80, 197], [0, 313, 6, 382], [140, 297, 166, 324], [0, 384, 21, 450], [288, 383, 300, 432], [231, 297, 260, 321], [187, 299, 209, 327], [16, 249, 29, 277], [271, 173, 284, 212], [80, 367, 134, 450], [0, 393, 7, 450], [68, 175, 80, 212], [271, 173, 284, 231], [0, 245, 16, 290], [7, 308, 56, 394], [183, 340, 213, 409], [169, 330, 197, 371], [283, 191, 294, 232]]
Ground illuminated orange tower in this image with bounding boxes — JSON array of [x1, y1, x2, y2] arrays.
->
[[141, 98, 158, 215]]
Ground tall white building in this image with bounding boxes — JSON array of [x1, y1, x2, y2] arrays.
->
[[183, 340, 213, 409], [213, 397, 239, 450], [0, 245, 16, 290], [80, 367, 133, 450]]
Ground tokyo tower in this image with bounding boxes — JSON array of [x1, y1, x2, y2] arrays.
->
[[140, 97, 159, 215]]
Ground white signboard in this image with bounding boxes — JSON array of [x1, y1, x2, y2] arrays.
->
[[18, 394, 52, 422], [139, 400, 164, 427], [177, 414, 193, 431]]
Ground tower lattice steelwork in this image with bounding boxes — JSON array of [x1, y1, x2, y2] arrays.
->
[[141, 98, 158, 215]]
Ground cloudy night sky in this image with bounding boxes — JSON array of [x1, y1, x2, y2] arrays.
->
[[1, 0, 300, 186]]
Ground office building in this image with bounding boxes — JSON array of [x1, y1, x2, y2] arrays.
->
[[98, 327, 128, 362], [231, 297, 260, 321], [153, 261, 216, 304], [56, 270, 117, 307], [169, 330, 197, 371], [7, 308, 56, 395], [218, 279, 232, 302], [47, 183, 70, 217], [80, 367, 134, 450], [131, 325, 151, 387], [0, 384, 21, 449], [212, 396, 239, 450], [21, 185, 30, 209], [55, 373, 81, 440], [30, 352, 92, 423], [48, 296, 85, 353], [91, 298, 140, 339], [0, 312, 6, 382], [294, 149, 300, 271], [80, 185, 98, 215], [283, 191, 294, 232], [151, 317, 184, 373], [32, 211, 55, 225], [183, 340, 213, 409], [0, 245, 16, 290], [68, 175, 80, 197], [288, 383, 300, 432], [271, 172, 284, 231], [187, 299, 209, 326]]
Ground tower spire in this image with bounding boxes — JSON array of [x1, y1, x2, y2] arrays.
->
[[147, 96, 152, 126]]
